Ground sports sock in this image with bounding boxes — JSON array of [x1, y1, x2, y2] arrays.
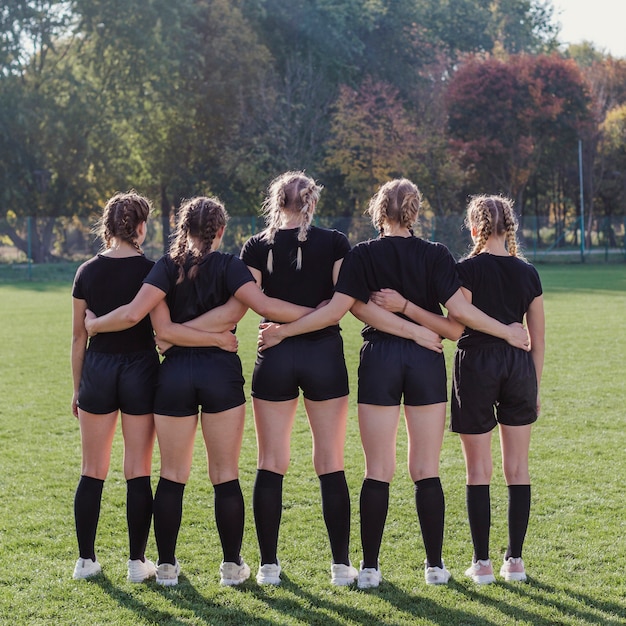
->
[[74, 475, 104, 561], [214, 479, 245, 564], [415, 476, 445, 569], [359, 478, 389, 569], [126, 476, 153, 561], [153, 477, 185, 566], [505, 484, 531, 559], [319, 471, 351, 566], [253, 469, 283, 565], [466, 484, 491, 562]]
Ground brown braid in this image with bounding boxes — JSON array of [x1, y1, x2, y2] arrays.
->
[[170, 197, 228, 284], [261, 171, 321, 272], [96, 191, 152, 253], [368, 179, 420, 236]]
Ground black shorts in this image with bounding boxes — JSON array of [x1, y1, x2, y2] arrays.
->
[[450, 344, 538, 434], [78, 349, 159, 415], [252, 329, 349, 402], [357, 334, 447, 406], [153, 347, 245, 416]]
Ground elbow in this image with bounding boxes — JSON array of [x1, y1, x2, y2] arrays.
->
[[447, 328, 464, 342], [124, 310, 144, 326]]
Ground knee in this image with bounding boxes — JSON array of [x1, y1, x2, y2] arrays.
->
[[503, 464, 529, 485], [258, 448, 290, 475]]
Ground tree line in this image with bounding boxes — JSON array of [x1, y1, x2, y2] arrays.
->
[[1, 0, 625, 261]]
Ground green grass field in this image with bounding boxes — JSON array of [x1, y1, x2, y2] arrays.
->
[[0, 264, 625, 625]]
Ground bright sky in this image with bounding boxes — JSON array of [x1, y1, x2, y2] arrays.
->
[[551, 0, 626, 58]]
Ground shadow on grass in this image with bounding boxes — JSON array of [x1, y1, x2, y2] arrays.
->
[[95, 572, 291, 625], [452, 576, 626, 625], [92, 574, 189, 625], [511, 578, 626, 625], [249, 575, 501, 626]]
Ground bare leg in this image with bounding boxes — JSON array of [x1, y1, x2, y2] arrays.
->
[[252, 398, 298, 565], [304, 396, 351, 565]]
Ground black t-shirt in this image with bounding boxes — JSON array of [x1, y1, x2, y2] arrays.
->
[[144, 252, 255, 323], [72, 254, 156, 353], [456, 253, 543, 348], [335, 235, 461, 336], [241, 226, 351, 308]]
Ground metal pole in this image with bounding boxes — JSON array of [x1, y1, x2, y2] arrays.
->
[[578, 139, 585, 262], [27, 216, 32, 280]]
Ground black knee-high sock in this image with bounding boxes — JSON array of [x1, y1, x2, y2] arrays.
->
[[319, 471, 351, 565], [153, 477, 185, 565], [127, 476, 153, 561], [415, 477, 445, 569], [506, 484, 531, 559], [74, 475, 104, 561], [214, 479, 245, 564], [466, 484, 490, 562], [253, 469, 283, 565], [360, 478, 389, 569]]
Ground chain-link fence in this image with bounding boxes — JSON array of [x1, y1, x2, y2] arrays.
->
[[1, 213, 624, 266]]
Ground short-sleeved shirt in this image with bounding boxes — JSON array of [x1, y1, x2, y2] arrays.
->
[[335, 236, 461, 336], [72, 254, 155, 353], [456, 253, 543, 348], [241, 226, 351, 309], [144, 252, 255, 323]]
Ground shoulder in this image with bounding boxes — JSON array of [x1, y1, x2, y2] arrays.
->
[[241, 231, 268, 255]]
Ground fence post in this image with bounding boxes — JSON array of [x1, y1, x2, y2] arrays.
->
[[27, 216, 32, 281]]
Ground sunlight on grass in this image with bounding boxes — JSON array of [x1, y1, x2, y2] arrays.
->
[[0, 264, 625, 625]]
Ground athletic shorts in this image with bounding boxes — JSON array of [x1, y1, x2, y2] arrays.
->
[[153, 347, 245, 416], [78, 349, 159, 415], [357, 334, 447, 406], [251, 329, 349, 402], [450, 344, 538, 434]]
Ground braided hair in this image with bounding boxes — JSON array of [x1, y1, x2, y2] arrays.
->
[[96, 191, 152, 254], [170, 196, 229, 284], [466, 194, 522, 258], [261, 171, 321, 273], [367, 178, 421, 236]]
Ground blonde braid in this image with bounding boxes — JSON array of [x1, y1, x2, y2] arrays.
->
[[262, 171, 321, 272], [467, 195, 493, 257], [500, 197, 523, 258], [399, 188, 420, 229]]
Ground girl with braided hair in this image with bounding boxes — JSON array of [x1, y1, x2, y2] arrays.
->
[[449, 195, 544, 584], [85, 195, 314, 586], [258, 179, 530, 588], [71, 191, 159, 582], [239, 171, 358, 586]]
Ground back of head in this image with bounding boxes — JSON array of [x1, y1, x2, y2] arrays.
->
[[170, 196, 229, 282], [97, 191, 152, 252], [261, 171, 322, 272], [466, 194, 521, 258], [367, 178, 421, 235]]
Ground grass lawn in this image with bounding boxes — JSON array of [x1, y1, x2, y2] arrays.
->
[[0, 263, 624, 625]]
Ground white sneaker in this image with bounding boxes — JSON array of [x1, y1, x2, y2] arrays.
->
[[73, 557, 102, 579], [331, 562, 358, 586], [465, 559, 496, 584], [256, 561, 281, 585], [425, 560, 451, 585], [156, 559, 181, 586], [500, 556, 527, 582], [220, 559, 251, 586], [127, 558, 157, 583], [357, 561, 382, 589]]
